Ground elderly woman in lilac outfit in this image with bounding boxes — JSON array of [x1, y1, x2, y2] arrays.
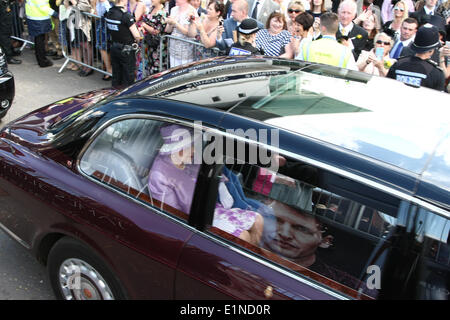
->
[[148, 124, 200, 214], [148, 124, 264, 246]]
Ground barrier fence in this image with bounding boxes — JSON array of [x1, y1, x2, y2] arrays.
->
[[160, 34, 222, 72], [9, 8, 223, 78], [10, 1, 34, 51]]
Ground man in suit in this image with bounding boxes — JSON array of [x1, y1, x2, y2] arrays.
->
[[336, 0, 368, 60], [389, 17, 418, 58], [397, 15, 445, 64], [223, 0, 236, 19], [410, 0, 441, 25], [216, 0, 263, 51], [247, 0, 280, 26]]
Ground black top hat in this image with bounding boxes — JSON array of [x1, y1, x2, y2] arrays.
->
[[411, 24, 440, 54], [237, 18, 260, 35]]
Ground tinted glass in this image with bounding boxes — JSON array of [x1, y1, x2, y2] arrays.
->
[[79, 119, 201, 220], [413, 206, 450, 300], [204, 137, 401, 299]]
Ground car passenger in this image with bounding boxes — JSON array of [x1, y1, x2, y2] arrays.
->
[[260, 200, 378, 297], [148, 124, 264, 246]]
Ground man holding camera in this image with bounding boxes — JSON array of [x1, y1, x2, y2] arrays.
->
[[105, 0, 142, 88]]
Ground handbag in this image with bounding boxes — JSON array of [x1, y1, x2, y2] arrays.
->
[[142, 6, 162, 49]]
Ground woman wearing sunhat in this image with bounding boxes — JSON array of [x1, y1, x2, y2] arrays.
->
[[228, 18, 265, 55], [148, 124, 264, 246]]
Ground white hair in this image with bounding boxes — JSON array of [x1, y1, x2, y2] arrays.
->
[[338, 0, 357, 14]]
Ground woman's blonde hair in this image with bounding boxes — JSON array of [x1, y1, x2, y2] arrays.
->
[[287, 1, 305, 12], [394, 0, 409, 21], [238, 33, 256, 46]]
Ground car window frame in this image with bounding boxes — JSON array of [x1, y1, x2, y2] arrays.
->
[[193, 127, 450, 300], [75, 114, 215, 232], [75, 113, 450, 300]]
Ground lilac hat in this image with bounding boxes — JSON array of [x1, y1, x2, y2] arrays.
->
[[159, 124, 199, 155]]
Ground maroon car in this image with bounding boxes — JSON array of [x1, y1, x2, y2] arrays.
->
[[0, 57, 448, 300]]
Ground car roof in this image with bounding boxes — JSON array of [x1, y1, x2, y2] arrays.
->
[[264, 94, 450, 191], [129, 57, 449, 194]]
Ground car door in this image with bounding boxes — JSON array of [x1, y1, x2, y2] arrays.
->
[[175, 129, 411, 300], [76, 116, 206, 298]]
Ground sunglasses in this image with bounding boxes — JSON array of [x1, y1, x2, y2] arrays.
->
[[393, 7, 404, 11], [376, 40, 391, 45], [288, 9, 302, 13]]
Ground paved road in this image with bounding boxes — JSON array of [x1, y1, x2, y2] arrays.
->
[[0, 48, 108, 300]]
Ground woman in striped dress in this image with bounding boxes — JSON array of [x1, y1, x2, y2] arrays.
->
[[255, 11, 292, 57]]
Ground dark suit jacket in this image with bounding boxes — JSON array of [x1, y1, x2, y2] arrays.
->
[[247, 0, 280, 26], [409, 8, 433, 25], [336, 23, 368, 60], [223, 1, 232, 19], [400, 43, 440, 64]]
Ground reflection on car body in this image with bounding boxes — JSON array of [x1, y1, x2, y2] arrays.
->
[[0, 56, 449, 300]]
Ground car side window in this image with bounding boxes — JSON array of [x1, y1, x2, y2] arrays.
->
[[205, 144, 402, 300], [410, 206, 449, 300], [79, 119, 201, 221]]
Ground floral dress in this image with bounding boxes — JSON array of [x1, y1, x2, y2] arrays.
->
[[128, 4, 146, 81], [144, 7, 168, 76]]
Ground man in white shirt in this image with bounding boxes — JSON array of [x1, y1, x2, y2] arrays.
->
[[390, 17, 419, 59], [423, 0, 438, 15], [410, 0, 441, 25], [216, 0, 263, 50], [336, 0, 368, 60]]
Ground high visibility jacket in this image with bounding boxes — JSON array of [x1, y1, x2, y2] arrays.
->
[[25, 0, 55, 20], [301, 36, 353, 69]]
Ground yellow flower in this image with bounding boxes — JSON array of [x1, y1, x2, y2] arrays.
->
[[384, 58, 394, 69], [356, 34, 362, 39]]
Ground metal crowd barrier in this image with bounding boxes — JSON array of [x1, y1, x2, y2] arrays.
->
[[10, 8, 224, 77], [10, 1, 34, 51], [59, 11, 111, 76], [159, 34, 222, 72]]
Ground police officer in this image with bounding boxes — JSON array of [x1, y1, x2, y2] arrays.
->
[[228, 19, 263, 56], [387, 24, 445, 91], [0, 0, 21, 64], [104, 0, 142, 88]]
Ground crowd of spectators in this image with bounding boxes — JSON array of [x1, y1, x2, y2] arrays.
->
[[2, 0, 450, 90]]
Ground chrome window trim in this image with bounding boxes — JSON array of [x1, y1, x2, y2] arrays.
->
[[76, 115, 201, 232], [208, 125, 450, 220], [193, 227, 351, 300], [75, 115, 351, 300], [75, 113, 449, 300]]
